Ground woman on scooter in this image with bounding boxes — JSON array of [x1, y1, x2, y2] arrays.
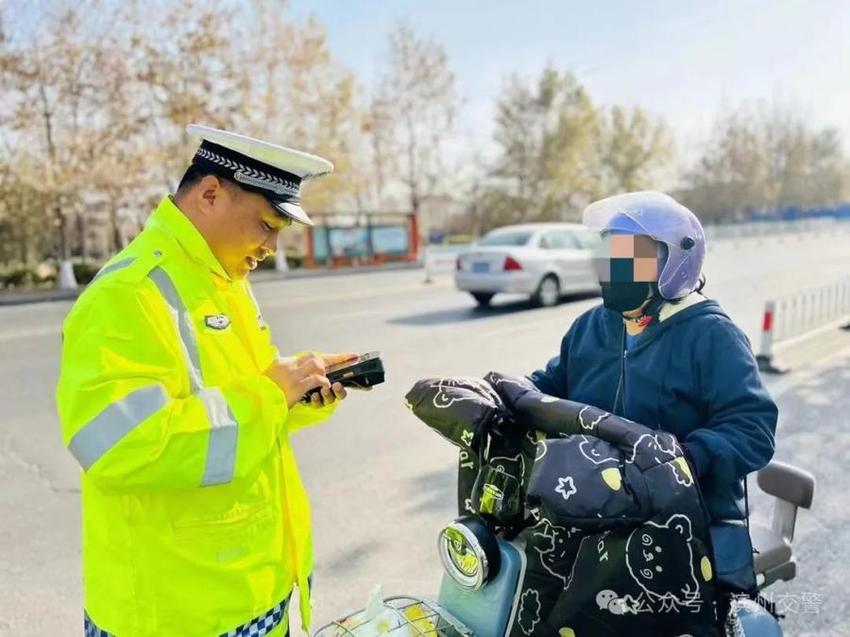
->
[[529, 191, 777, 615]]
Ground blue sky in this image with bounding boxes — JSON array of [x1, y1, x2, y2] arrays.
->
[[293, 0, 850, 159]]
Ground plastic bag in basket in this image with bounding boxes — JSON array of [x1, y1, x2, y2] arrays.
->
[[330, 585, 436, 636]]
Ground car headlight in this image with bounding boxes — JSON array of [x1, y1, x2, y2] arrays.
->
[[437, 516, 501, 591]]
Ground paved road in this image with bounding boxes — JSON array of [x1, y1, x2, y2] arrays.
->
[[746, 345, 850, 637], [0, 232, 848, 635]]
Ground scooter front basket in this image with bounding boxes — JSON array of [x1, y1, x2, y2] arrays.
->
[[314, 595, 473, 637]]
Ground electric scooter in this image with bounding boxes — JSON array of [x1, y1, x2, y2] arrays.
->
[[313, 456, 813, 637]]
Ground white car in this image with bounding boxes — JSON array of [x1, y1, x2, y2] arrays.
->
[[454, 223, 601, 307]]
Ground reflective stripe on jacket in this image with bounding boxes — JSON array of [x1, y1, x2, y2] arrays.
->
[[57, 196, 335, 635]]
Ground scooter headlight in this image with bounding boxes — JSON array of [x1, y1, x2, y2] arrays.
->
[[437, 516, 501, 591]]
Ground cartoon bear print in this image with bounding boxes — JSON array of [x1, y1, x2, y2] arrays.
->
[[577, 405, 608, 431], [625, 432, 680, 466], [577, 435, 620, 466], [670, 455, 694, 488], [489, 453, 526, 477], [432, 377, 499, 409], [625, 514, 699, 606], [531, 518, 580, 587], [517, 588, 542, 636], [627, 433, 695, 488], [488, 374, 534, 393], [535, 439, 549, 462]]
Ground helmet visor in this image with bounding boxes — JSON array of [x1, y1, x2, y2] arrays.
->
[[582, 191, 699, 248]]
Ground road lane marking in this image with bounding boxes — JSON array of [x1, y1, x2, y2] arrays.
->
[[255, 280, 452, 309]]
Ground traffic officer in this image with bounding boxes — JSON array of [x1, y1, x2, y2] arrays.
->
[[57, 124, 356, 636]]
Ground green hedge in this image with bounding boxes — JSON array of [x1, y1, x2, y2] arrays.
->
[[72, 262, 100, 285], [1, 267, 32, 288], [0, 261, 98, 289]]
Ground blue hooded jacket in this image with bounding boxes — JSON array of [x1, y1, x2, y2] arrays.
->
[[530, 296, 777, 589]]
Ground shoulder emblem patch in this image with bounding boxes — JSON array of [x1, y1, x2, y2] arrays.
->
[[204, 314, 231, 330]]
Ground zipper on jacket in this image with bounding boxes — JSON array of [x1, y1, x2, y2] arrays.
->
[[612, 324, 628, 416]]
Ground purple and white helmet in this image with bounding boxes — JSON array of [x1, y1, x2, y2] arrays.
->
[[583, 191, 706, 300]]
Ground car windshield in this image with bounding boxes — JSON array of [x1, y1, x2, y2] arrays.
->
[[477, 230, 534, 247]]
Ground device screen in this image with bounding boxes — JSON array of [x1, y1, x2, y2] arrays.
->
[[324, 351, 380, 375]]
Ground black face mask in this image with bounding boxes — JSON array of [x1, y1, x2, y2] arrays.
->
[[600, 281, 654, 313]]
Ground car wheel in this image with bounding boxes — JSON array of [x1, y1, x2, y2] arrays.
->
[[471, 292, 494, 307], [532, 275, 560, 307]]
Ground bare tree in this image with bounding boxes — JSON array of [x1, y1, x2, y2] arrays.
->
[[679, 102, 848, 223], [373, 23, 457, 215], [360, 96, 394, 210], [601, 105, 672, 193], [486, 67, 604, 226], [0, 1, 141, 281], [133, 0, 249, 193], [236, 3, 363, 212], [0, 0, 371, 277]]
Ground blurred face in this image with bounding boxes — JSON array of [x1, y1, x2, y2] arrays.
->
[[592, 234, 659, 284], [592, 233, 660, 314], [187, 175, 292, 279]]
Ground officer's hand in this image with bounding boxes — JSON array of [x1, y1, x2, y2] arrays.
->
[[264, 354, 331, 409], [308, 381, 348, 408], [305, 353, 359, 408]]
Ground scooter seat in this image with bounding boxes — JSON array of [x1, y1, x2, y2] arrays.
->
[[750, 522, 792, 574]]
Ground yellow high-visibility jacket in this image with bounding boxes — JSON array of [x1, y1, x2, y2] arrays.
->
[[56, 196, 335, 636]]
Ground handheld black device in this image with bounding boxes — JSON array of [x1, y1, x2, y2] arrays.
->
[[301, 352, 385, 402]]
